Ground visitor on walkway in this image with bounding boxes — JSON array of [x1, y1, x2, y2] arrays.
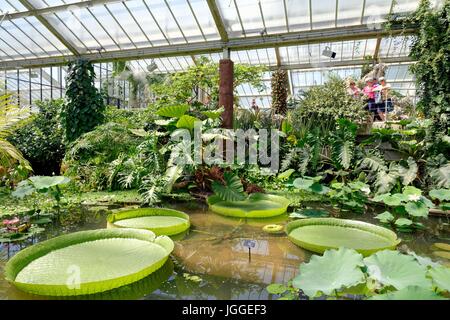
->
[[251, 98, 260, 112], [346, 79, 361, 98]]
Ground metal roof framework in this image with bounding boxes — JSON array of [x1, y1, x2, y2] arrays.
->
[[0, 0, 438, 107]]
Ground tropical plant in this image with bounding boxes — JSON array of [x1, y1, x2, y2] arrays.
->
[[267, 247, 449, 300], [271, 70, 288, 115], [8, 99, 65, 175], [63, 59, 105, 142], [0, 94, 31, 172], [373, 186, 434, 231]]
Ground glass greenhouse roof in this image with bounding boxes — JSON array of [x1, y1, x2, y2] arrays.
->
[[1, 0, 437, 106]]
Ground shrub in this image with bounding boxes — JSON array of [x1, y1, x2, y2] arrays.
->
[[291, 75, 369, 132], [62, 122, 144, 190], [9, 99, 65, 175]]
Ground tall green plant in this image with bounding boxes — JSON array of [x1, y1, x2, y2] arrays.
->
[[63, 59, 105, 142], [271, 70, 288, 115], [406, 0, 450, 156]]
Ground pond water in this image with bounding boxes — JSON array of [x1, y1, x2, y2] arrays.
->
[[0, 201, 449, 300]]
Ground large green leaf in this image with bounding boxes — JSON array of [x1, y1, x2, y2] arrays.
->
[[374, 211, 395, 223], [364, 250, 431, 290], [338, 141, 353, 169], [292, 247, 365, 298], [164, 165, 183, 193], [429, 189, 450, 202], [5, 229, 174, 296], [107, 207, 190, 236], [429, 266, 450, 292], [286, 218, 400, 256], [207, 193, 290, 218], [212, 172, 245, 202], [398, 157, 418, 186], [429, 163, 450, 189], [176, 115, 200, 130], [405, 201, 429, 217], [156, 105, 189, 118], [29, 176, 70, 190], [370, 286, 446, 300]]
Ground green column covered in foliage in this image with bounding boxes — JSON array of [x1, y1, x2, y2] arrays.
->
[[271, 70, 288, 115], [63, 59, 105, 142], [407, 0, 450, 153]]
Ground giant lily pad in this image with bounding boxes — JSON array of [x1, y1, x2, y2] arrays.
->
[[370, 286, 446, 300], [292, 247, 365, 297], [286, 218, 401, 256], [364, 250, 431, 290], [4, 229, 174, 296], [107, 208, 190, 236], [207, 193, 290, 218]]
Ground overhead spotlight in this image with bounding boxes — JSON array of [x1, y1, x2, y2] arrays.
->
[[30, 72, 39, 79], [259, 27, 267, 36], [147, 61, 158, 72], [322, 46, 336, 59]]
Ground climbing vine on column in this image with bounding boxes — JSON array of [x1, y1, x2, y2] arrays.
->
[[271, 70, 288, 115], [63, 59, 105, 142]]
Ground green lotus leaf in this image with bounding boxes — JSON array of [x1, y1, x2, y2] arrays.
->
[[293, 178, 314, 190], [395, 218, 413, 227], [429, 189, 450, 202], [286, 218, 400, 256], [107, 207, 190, 236], [156, 104, 189, 118], [5, 229, 174, 296], [207, 193, 290, 218], [11, 183, 35, 198], [370, 286, 446, 300], [364, 250, 431, 290], [292, 247, 365, 298], [29, 176, 71, 190], [266, 283, 289, 295], [405, 201, 429, 217], [402, 186, 422, 197], [290, 209, 329, 219], [372, 193, 391, 203], [383, 194, 409, 206], [374, 211, 395, 223], [407, 251, 440, 268], [176, 115, 200, 130], [429, 266, 450, 292]]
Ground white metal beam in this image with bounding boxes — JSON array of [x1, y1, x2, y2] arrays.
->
[[0, 25, 414, 70]]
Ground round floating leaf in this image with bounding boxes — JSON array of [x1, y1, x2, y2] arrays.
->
[[375, 211, 395, 223], [286, 218, 400, 256], [429, 189, 450, 202], [433, 251, 450, 260], [434, 243, 450, 251], [156, 104, 189, 118], [207, 193, 290, 218], [5, 229, 174, 296], [292, 247, 365, 298], [395, 218, 413, 227], [262, 224, 284, 234], [29, 176, 70, 190], [405, 201, 429, 217], [429, 266, 450, 292], [408, 251, 440, 268], [370, 286, 446, 300], [293, 178, 314, 190], [107, 207, 190, 236], [290, 209, 329, 219], [364, 250, 431, 290]]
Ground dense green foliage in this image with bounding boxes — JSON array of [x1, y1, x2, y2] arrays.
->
[[268, 247, 449, 300], [63, 59, 105, 142], [9, 100, 65, 175], [407, 0, 450, 154], [291, 76, 369, 130], [271, 70, 288, 115]]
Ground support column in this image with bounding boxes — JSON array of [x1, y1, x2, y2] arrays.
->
[[219, 56, 234, 129]]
